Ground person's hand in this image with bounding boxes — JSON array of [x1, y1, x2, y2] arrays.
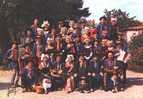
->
[[74, 73, 77, 77], [92, 73, 96, 77], [88, 73, 91, 76], [58, 70, 63, 74], [114, 66, 119, 70]]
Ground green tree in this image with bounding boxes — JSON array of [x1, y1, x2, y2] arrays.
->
[[128, 34, 143, 72], [104, 9, 141, 31], [0, 0, 90, 48]]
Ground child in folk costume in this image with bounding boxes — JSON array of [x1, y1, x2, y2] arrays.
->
[[103, 52, 119, 93], [90, 57, 103, 91], [64, 54, 75, 93]]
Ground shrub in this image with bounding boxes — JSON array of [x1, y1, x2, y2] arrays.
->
[[128, 34, 143, 72]]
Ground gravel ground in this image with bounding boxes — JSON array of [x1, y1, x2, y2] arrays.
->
[[0, 70, 143, 99]]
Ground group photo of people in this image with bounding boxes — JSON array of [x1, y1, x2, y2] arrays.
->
[[6, 16, 130, 94]]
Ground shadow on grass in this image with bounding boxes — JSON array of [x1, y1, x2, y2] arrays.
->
[[0, 82, 10, 90], [126, 77, 143, 89]]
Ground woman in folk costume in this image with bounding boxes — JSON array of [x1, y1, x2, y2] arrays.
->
[[38, 54, 52, 94], [78, 55, 92, 93], [57, 21, 64, 33], [50, 28, 57, 41], [101, 39, 109, 60], [24, 29, 34, 45], [64, 54, 76, 93], [60, 27, 68, 40], [19, 44, 34, 75], [69, 20, 75, 31], [45, 38, 56, 55], [64, 35, 76, 55], [41, 20, 50, 42], [109, 16, 118, 41], [74, 35, 84, 58], [34, 35, 45, 64], [50, 54, 65, 90], [83, 37, 93, 65], [89, 28, 97, 42], [55, 36, 63, 53]]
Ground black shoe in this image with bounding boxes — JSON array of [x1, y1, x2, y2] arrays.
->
[[80, 90, 84, 93], [104, 88, 108, 92]]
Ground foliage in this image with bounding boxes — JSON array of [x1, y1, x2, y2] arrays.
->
[[129, 34, 143, 50], [104, 9, 141, 31], [0, 0, 90, 47], [129, 34, 143, 72]]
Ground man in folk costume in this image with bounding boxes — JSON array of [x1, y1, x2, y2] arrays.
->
[[96, 16, 110, 40], [21, 61, 37, 92], [74, 35, 84, 58], [90, 56, 103, 91], [24, 29, 34, 46], [109, 16, 118, 41], [41, 20, 51, 43], [115, 41, 128, 90], [93, 40, 104, 60], [8, 43, 19, 87], [31, 18, 40, 38]]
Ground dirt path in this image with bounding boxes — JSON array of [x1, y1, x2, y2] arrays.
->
[[0, 70, 143, 99]]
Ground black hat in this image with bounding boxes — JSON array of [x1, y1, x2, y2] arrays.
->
[[99, 16, 107, 21]]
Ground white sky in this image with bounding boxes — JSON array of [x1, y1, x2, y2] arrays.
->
[[83, 0, 143, 21]]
